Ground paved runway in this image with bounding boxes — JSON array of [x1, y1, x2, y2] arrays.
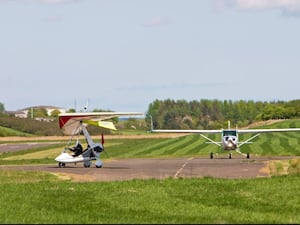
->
[[0, 142, 59, 153], [2, 156, 295, 182], [1, 142, 298, 182]]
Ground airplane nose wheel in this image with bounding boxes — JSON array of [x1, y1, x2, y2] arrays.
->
[[84, 161, 91, 168], [95, 160, 103, 168]]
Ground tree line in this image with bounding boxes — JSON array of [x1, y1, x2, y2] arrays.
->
[[1, 99, 300, 135], [0, 104, 146, 136], [146, 99, 300, 129]]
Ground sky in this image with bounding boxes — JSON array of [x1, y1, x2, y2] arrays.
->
[[1, 0, 300, 113]]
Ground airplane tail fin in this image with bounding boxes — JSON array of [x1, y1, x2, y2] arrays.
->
[[227, 120, 238, 130]]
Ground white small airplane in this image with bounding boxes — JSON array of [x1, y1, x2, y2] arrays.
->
[[151, 120, 300, 159], [55, 111, 143, 168]]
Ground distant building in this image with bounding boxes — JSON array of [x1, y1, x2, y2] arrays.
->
[[12, 106, 67, 119]]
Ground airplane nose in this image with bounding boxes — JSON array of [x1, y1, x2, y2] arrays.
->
[[227, 137, 236, 143]]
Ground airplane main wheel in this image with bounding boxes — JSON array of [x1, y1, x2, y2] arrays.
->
[[229, 153, 232, 159], [84, 161, 91, 168], [58, 162, 65, 168], [247, 153, 250, 159], [210, 152, 214, 159]]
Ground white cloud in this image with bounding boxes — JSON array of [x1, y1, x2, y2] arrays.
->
[[143, 16, 170, 27], [0, 0, 81, 5], [41, 15, 63, 22], [216, 0, 300, 16], [36, 0, 80, 4]]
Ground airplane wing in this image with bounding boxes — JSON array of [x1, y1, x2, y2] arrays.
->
[[152, 128, 300, 134], [238, 128, 300, 134], [59, 112, 144, 135], [151, 129, 222, 134]]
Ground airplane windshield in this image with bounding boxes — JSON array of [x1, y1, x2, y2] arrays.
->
[[223, 130, 237, 136]]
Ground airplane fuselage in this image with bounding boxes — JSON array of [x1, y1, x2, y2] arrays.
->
[[221, 130, 238, 150]]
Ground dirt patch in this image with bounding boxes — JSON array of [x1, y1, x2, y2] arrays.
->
[[0, 142, 59, 154], [241, 119, 285, 129]]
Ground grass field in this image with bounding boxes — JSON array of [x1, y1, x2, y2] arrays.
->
[[0, 170, 300, 224], [1, 132, 300, 165], [0, 119, 300, 223], [0, 126, 33, 137]]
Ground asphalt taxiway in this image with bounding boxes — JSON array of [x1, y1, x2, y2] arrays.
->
[[0, 141, 297, 182], [2, 156, 295, 182]]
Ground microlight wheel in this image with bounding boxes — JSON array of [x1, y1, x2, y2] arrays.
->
[[84, 161, 91, 168], [58, 162, 65, 168]]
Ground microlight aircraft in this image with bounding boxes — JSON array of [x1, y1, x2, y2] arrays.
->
[[151, 121, 300, 159], [55, 111, 143, 168]]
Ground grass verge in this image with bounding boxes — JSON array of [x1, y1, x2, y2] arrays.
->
[[0, 171, 299, 224]]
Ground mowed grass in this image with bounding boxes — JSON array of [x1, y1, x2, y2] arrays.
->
[[0, 126, 33, 137], [0, 170, 299, 224], [1, 120, 300, 223], [1, 119, 300, 165]]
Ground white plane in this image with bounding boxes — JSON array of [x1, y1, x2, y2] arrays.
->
[[151, 120, 300, 159], [55, 111, 143, 168]]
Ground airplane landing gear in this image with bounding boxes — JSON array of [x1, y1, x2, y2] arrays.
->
[[95, 160, 103, 168], [247, 152, 250, 159], [84, 161, 91, 168], [58, 162, 66, 168], [210, 152, 214, 159], [229, 153, 232, 159]]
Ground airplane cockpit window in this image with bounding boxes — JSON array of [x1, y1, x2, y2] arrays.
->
[[223, 130, 237, 136]]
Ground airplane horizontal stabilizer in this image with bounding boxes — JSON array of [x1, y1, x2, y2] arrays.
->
[[151, 129, 222, 134], [84, 120, 117, 131]]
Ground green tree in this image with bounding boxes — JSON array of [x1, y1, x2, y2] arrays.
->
[[67, 108, 76, 113], [146, 99, 300, 129], [51, 109, 61, 117], [27, 107, 48, 118], [0, 102, 5, 113]]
